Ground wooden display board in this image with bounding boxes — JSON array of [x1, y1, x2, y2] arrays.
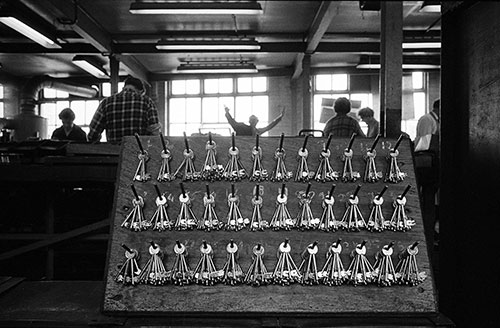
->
[[103, 135, 436, 315]]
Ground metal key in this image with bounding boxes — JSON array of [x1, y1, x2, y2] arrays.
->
[[115, 244, 141, 286]]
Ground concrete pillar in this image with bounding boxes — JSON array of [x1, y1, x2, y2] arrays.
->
[[110, 56, 120, 94], [380, 1, 403, 137], [301, 54, 312, 131]]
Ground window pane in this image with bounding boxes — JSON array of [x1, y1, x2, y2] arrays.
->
[[219, 78, 233, 93], [313, 94, 328, 127], [0, 103, 4, 117], [316, 75, 332, 91], [185, 98, 201, 123], [202, 98, 219, 123], [169, 124, 185, 136], [44, 88, 56, 98], [199, 124, 232, 136], [237, 77, 252, 93], [204, 79, 218, 94], [252, 77, 267, 92], [332, 74, 348, 90], [171, 80, 185, 95], [102, 83, 111, 97], [220, 96, 234, 116], [401, 119, 418, 141], [0, 85, 4, 98], [169, 98, 186, 123], [185, 123, 200, 136], [71, 100, 86, 125], [252, 96, 268, 123], [56, 90, 69, 98], [41, 103, 57, 127], [56, 101, 70, 112], [185, 80, 200, 94], [235, 96, 252, 122], [414, 91, 426, 118], [118, 82, 125, 91], [350, 93, 372, 111], [412, 72, 423, 89], [85, 100, 99, 123]]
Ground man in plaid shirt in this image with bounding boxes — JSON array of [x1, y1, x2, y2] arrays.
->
[[323, 97, 366, 138], [88, 76, 161, 144]]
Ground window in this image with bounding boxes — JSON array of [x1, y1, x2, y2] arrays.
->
[[167, 77, 268, 136], [0, 84, 4, 117], [102, 82, 125, 97], [401, 72, 426, 140], [313, 74, 373, 133], [39, 86, 106, 141]]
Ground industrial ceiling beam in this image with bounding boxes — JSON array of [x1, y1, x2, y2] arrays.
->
[[19, 0, 148, 81], [293, 1, 341, 79]]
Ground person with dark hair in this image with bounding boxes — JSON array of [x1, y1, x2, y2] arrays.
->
[[358, 107, 379, 138], [224, 105, 285, 136], [323, 97, 365, 138], [414, 99, 440, 152], [87, 76, 161, 144], [51, 107, 87, 141]]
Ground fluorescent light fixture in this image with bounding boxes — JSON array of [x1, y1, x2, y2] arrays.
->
[[157, 39, 261, 51], [177, 63, 258, 74], [403, 42, 441, 49], [356, 63, 440, 69], [0, 16, 61, 49], [420, 1, 441, 13], [356, 55, 440, 69], [72, 56, 108, 78], [130, 1, 263, 15]]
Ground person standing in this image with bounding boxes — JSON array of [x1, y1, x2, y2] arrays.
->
[[224, 105, 285, 136], [87, 76, 161, 144], [414, 99, 440, 152], [323, 97, 366, 138], [414, 98, 440, 251], [51, 107, 87, 142], [358, 107, 379, 138]]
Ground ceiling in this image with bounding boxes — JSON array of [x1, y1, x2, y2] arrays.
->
[[0, 0, 441, 81]]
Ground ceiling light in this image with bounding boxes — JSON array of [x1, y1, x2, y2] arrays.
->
[[0, 16, 61, 49], [72, 56, 108, 78], [356, 63, 441, 69], [130, 1, 263, 15], [177, 63, 258, 74], [419, 1, 441, 13], [356, 55, 440, 70], [402, 42, 441, 49], [157, 39, 261, 51]]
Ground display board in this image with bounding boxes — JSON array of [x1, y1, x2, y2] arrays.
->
[[103, 135, 436, 315]]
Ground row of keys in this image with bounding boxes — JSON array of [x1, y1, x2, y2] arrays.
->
[[133, 133, 407, 184], [122, 183, 414, 232], [116, 239, 426, 287]]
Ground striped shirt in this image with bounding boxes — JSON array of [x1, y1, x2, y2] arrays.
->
[[88, 89, 160, 144]]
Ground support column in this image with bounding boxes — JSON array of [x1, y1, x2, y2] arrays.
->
[[380, 1, 403, 137], [290, 79, 298, 134], [301, 54, 312, 131], [110, 55, 120, 94]]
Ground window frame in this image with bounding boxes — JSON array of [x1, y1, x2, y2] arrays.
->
[[37, 82, 119, 140], [312, 73, 373, 133], [166, 77, 269, 136]]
